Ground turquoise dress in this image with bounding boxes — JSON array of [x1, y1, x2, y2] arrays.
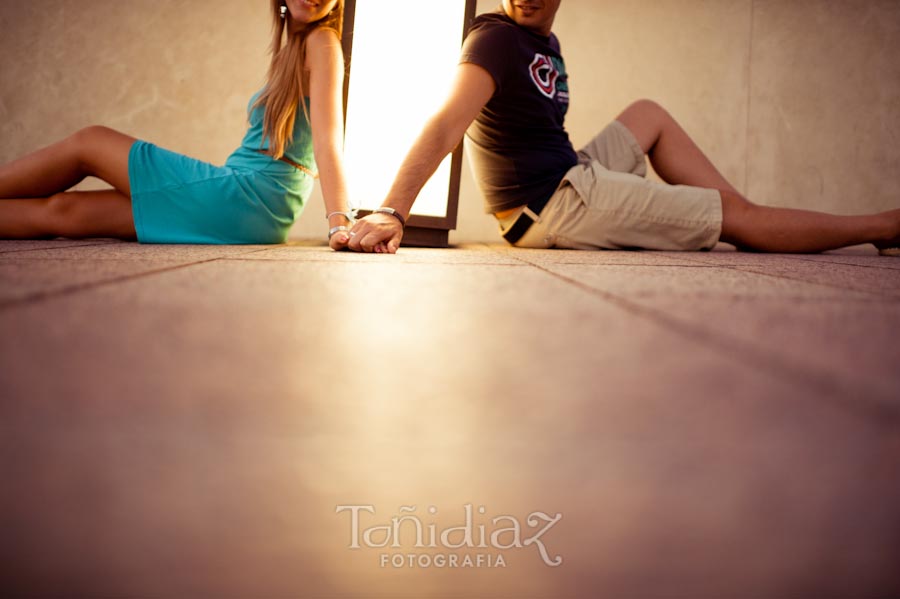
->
[[128, 92, 316, 244]]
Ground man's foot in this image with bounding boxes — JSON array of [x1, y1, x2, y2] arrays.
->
[[875, 234, 900, 256], [875, 210, 900, 256]]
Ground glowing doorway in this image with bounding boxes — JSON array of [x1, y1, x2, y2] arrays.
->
[[342, 0, 476, 247]]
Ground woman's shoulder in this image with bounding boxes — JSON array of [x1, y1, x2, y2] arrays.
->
[[306, 26, 342, 54], [305, 26, 343, 70]]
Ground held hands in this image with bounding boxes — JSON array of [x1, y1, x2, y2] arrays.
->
[[327, 208, 405, 253], [343, 211, 404, 254]]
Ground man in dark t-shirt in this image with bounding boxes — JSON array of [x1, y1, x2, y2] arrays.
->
[[461, 11, 578, 215], [343, 1, 900, 256]]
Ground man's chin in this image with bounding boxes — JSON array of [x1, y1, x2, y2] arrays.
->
[[514, 16, 547, 32]]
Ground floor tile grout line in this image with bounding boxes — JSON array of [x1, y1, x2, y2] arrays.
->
[[546, 267, 900, 424], [0, 241, 122, 255], [627, 293, 892, 306], [787, 255, 900, 272], [654, 253, 900, 299], [551, 262, 717, 267], [492, 259, 721, 268], [491, 248, 900, 428], [0, 246, 277, 309], [220, 257, 527, 267], [727, 265, 900, 300], [489, 248, 900, 300], [0, 257, 231, 312], [0, 248, 282, 264], [674, 251, 900, 274]]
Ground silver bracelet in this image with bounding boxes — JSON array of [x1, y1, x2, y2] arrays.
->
[[326, 210, 358, 223], [328, 225, 349, 240]]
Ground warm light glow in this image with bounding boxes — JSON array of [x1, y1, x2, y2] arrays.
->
[[343, 1, 468, 217]]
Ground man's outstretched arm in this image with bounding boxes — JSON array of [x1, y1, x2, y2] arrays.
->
[[345, 63, 496, 254]]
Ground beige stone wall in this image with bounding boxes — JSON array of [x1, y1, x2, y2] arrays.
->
[[0, 1, 269, 179], [2, 1, 898, 243], [556, 0, 900, 218]]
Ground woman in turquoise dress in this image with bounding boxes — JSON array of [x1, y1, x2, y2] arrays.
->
[[0, 0, 354, 249]]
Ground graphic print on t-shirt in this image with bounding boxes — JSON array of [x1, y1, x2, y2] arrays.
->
[[528, 53, 570, 108], [529, 54, 558, 97]]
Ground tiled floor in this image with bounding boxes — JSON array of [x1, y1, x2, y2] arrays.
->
[[1, 239, 899, 598]]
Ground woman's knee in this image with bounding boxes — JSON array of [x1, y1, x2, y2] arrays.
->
[[70, 125, 128, 160], [65, 126, 135, 193], [42, 193, 82, 236], [68, 125, 113, 154]]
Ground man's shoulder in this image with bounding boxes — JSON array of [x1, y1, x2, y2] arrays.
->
[[468, 11, 521, 41]]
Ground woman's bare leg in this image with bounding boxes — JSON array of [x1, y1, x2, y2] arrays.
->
[[0, 189, 137, 241], [0, 191, 136, 240], [0, 126, 138, 239], [616, 99, 900, 253], [0, 125, 135, 199]]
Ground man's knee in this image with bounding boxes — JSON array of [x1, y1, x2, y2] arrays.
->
[[622, 99, 668, 123], [721, 189, 754, 214], [616, 99, 675, 151], [720, 190, 759, 247]]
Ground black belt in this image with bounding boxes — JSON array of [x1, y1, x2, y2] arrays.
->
[[501, 193, 553, 244]]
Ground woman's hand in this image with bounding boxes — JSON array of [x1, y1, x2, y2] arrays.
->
[[329, 228, 351, 251], [328, 211, 354, 251]]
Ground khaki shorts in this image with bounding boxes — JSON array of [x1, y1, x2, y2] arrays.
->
[[499, 120, 723, 250]]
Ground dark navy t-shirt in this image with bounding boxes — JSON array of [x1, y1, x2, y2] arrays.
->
[[460, 11, 579, 214]]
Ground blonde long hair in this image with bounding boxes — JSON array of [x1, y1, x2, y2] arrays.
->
[[255, 0, 344, 159]]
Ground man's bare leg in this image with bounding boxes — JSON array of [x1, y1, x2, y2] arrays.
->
[[719, 191, 898, 253], [616, 100, 899, 253]]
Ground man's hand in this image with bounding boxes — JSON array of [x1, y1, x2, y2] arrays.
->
[[340, 65, 494, 255], [346, 213, 404, 254]]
